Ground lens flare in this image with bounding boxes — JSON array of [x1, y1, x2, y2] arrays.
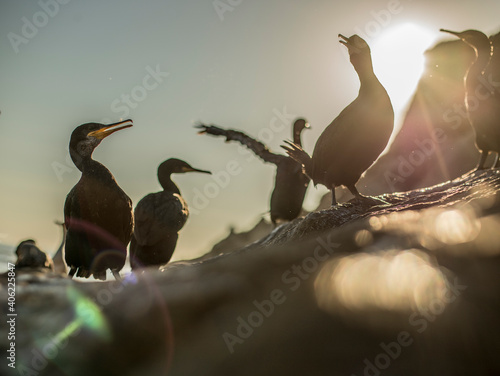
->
[[434, 209, 481, 245], [372, 23, 437, 122], [67, 287, 111, 341], [315, 249, 448, 314]]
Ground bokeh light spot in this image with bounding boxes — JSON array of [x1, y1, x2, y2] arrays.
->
[[315, 249, 448, 314], [434, 209, 481, 245]]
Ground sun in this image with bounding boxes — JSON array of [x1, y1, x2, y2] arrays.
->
[[371, 23, 437, 118]]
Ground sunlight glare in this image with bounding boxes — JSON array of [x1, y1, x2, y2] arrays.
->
[[434, 209, 481, 245], [314, 249, 448, 314], [372, 23, 436, 116]]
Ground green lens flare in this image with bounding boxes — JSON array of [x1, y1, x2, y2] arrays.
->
[[67, 287, 111, 341]]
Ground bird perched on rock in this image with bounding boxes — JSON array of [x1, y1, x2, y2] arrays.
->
[[130, 158, 211, 270], [489, 31, 500, 84], [282, 34, 394, 205], [15, 239, 54, 270], [196, 118, 310, 224], [64, 119, 134, 280], [441, 29, 500, 170]]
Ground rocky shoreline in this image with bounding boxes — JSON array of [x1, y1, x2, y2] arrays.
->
[[2, 169, 500, 375]]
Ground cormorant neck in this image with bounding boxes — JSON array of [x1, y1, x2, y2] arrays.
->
[[354, 57, 379, 89], [69, 148, 92, 172], [55, 224, 66, 257], [293, 129, 303, 146], [159, 174, 180, 194]]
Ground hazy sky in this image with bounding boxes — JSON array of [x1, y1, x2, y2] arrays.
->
[[1, 0, 499, 261]]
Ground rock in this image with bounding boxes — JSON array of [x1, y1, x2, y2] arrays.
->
[[2, 170, 500, 375], [202, 218, 274, 258]]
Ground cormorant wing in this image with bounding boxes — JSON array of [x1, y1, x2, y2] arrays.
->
[[63, 186, 79, 229], [311, 99, 360, 171], [196, 124, 284, 165], [133, 192, 188, 246]]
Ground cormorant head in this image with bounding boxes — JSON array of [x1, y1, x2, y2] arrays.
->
[[157, 158, 211, 192], [339, 34, 371, 55], [293, 118, 310, 135], [440, 29, 491, 53], [69, 119, 133, 167], [158, 158, 211, 176], [339, 34, 372, 70]]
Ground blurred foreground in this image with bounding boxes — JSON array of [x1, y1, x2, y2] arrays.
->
[[2, 169, 500, 375]]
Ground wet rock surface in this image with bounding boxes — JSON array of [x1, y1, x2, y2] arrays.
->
[[2, 170, 500, 376]]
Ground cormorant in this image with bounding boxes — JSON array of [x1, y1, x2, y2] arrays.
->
[[130, 158, 211, 269], [441, 29, 500, 170], [282, 34, 394, 205], [52, 220, 67, 274], [15, 239, 54, 270], [196, 118, 310, 224], [64, 119, 134, 280], [488, 31, 500, 167], [490, 32, 500, 84]]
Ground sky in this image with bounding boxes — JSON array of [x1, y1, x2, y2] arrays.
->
[[1, 0, 499, 261]]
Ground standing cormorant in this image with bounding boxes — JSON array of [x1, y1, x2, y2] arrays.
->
[[130, 158, 211, 269], [282, 34, 394, 205], [196, 118, 310, 224], [489, 31, 500, 84], [441, 29, 500, 170], [64, 119, 134, 280]]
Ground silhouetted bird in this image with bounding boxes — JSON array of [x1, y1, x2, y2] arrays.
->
[[488, 31, 500, 168], [130, 158, 211, 269], [441, 29, 500, 170], [52, 220, 67, 274], [15, 239, 54, 270], [282, 34, 394, 205], [64, 120, 134, 280], [489, 31, 500, 84], [196, 119, 310, 224]]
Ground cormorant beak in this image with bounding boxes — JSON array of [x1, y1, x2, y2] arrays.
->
[[88, 119, 133, 140], [194, 123, 207, 134], [339, 33, 362, 54], [182, 166, 212, 175], [440, 29, 461, 38], [338, 34, 350, 46]]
